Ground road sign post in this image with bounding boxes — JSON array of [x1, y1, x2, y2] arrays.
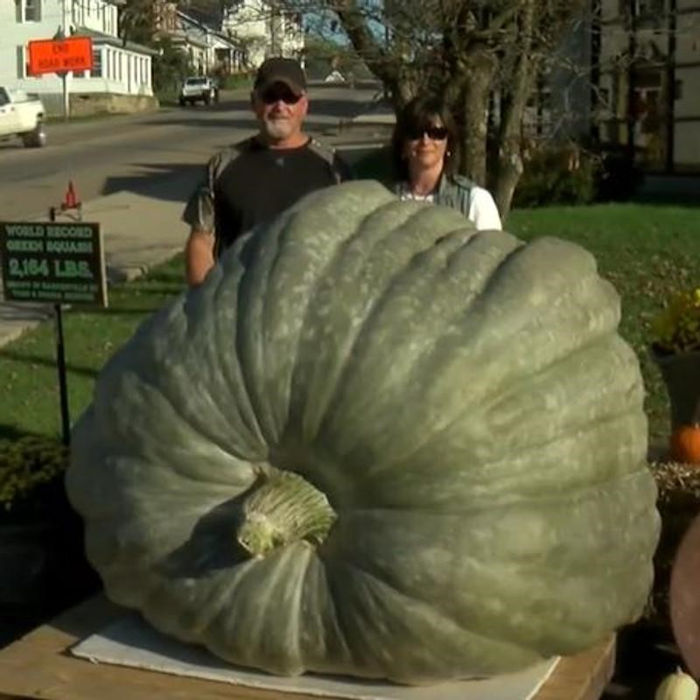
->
[[27, 37, 93, 76], [27, 36, 93, 120], [0, 216, 107, 445], [52, 293, 71, 446]]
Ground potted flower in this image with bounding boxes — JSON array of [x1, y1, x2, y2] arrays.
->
[[651, 287, 700, 464]]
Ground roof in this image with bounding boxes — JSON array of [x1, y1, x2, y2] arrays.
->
[[180, 6, 220, 27], [161, 31, 210, 50], [73, 27, 160, 56], [159, 10, 244, 51], [211, 32, 243, 49]]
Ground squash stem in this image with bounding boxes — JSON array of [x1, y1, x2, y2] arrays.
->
[[236, 470, 337, 557]]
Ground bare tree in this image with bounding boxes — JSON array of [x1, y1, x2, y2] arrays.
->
[[119, 0, 158, 46], [281, 0, 589, 218]]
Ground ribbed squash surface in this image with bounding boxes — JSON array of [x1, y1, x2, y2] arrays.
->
[[67, 181, 659, 684]]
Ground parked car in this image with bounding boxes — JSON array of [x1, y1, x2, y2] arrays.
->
[[178, 76, 218, 106], [324, 70, 346, 84], [0, 86, 46, 148]]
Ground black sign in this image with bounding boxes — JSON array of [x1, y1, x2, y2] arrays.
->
[[0, 221, 107, 306]]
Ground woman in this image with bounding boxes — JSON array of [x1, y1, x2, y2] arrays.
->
[[390, 96, 502, 231]]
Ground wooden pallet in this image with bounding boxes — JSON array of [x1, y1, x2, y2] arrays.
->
[[0, 594, 615, 700]]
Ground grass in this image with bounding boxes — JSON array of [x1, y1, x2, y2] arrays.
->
[[0, 255, 186, 442], [0, 203, 698, 445], [507, 203, 700, 445]]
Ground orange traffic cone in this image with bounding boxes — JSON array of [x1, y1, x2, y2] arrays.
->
[[62, 180, 79, 210]]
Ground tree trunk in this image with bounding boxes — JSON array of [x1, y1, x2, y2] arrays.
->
[[454, 51, 497, 186], [493, 97, 528, 221], [493, 0, 538, 220]]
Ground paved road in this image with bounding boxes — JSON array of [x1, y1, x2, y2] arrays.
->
[[0, 85, 388, 346], [0, 85, 379, 220]]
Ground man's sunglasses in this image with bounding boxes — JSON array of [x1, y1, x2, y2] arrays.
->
[[407, 126, 449, 141], [259, 87, 302, 105]]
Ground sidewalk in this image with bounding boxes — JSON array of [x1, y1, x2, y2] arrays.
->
[[0, 109, 389, 350], [0, 174, 193, 348]]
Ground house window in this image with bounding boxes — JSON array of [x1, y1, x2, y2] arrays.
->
[[91, 49, 102, 78], [24, 0, 42, 22], [17, 46, 26, 78], [675, 80, 683, 100], [635, 0, 664, 15], [15, 0, 42, 22]]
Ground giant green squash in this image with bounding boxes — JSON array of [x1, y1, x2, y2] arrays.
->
[[67, 180, 660, 684]]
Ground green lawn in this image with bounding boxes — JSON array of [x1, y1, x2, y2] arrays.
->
[[507, 202, 700, 445], [0, 256, 186, 441], [0, 202, 698, 446]]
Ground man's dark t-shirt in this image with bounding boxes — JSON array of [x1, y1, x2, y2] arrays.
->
[[183, 136, 350, 257]]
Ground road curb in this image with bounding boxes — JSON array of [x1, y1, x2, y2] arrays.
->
[[106, 251, 182, 284]]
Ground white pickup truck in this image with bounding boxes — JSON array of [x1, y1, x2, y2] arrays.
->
[[0, 86, 46, 148], [178, 76, 218, 106]]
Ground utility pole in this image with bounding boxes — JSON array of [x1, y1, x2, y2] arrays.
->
[[58, 0, 71, 120]]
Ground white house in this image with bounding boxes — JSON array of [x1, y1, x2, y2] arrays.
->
[[222, 0, 304, 69], [209, 30, 247, 75], [596, 0, 700, 171], [1, 0, 157, 116], [174, 10, 246, 76], [153, 2, 246, 77]]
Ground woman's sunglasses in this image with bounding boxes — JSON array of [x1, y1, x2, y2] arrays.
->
[[407, 126, 449, 141], [260, 87, 302, 105]]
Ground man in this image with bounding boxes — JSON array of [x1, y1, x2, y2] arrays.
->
[[183, 57, 351, 287]]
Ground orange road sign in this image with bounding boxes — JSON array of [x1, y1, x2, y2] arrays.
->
[[28, 37, 94, 76]]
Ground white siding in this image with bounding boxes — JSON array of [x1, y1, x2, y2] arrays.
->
[[223, 0, 304, 68], [675, 122, 700, 167], [72, 0, 118, 34], [0, 0, 153, 99]]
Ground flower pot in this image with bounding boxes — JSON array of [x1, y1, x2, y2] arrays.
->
[[652, 348, 700, 428], [652, 347, 700, 462]]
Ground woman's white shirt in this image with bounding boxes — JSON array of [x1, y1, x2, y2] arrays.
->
[[398, 182, 502, 231], [467, 186, 502, 231]]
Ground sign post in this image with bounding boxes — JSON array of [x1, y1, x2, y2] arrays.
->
[[0, 218, 107, 445], [27, 36, 93, 120], [27, 37, 93, 76]]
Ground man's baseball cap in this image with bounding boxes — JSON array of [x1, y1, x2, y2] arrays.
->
[[254, 57, 307, 96]]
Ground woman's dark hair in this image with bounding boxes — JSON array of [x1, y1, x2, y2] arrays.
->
[[390, 95, 459, 182]]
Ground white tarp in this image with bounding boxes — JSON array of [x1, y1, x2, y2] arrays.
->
[[71, 613, 559, 700]]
